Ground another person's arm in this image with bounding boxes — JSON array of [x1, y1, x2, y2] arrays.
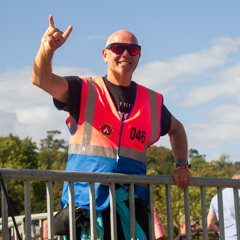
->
[[32, 15, 72, 103], [169, 115, 191, 189], [207, 213, 219, 232]]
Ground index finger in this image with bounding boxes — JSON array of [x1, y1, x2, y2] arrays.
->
[[49, 15, 54, 28]]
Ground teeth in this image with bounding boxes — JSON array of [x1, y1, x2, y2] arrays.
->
[[120, 62, 130, 65]]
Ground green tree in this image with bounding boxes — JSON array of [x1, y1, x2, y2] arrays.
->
[[38, 130, 67, 170], [189, 148, 206, 161], [0, 134, 38, 215], [35, 130, 68, 213], [147, 145, 175, 175], [189, 148, 207, 172], [0, 134, 38, 169]]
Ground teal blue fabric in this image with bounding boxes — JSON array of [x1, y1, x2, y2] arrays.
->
[[115, 188, 147, 240], [81, 211, 104, 239], [80, 187, 147, 240]]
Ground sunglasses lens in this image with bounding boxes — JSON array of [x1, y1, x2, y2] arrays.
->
[[111, 44, 125, 55], [128, 45, 140, 56]]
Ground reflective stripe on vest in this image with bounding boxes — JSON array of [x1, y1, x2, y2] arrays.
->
[[67, 77, 163, 165]]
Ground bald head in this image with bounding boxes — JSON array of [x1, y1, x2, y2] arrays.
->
[[105, 30, 139, 48]]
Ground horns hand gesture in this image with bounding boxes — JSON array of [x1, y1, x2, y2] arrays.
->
[[41, 15, 72, 54]]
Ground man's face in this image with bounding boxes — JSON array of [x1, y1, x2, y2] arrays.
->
[[102, 31, 141, 84], [191, 224, 196, 233], [180, 223, 197, 234]]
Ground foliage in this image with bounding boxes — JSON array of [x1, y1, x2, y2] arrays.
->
[[38, 130, 68, 170], [0, 134, 38, 215], [0, 131, 68, 215], [147, 145, 175, 175], [0, 134, 38, 169]]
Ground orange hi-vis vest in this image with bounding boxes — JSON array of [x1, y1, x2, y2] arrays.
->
[[61, 77, 163, 210]]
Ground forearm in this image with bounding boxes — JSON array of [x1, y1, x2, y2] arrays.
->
[[208, 222, 219, 232], [31, 44, 68, 103], [169, 116, 191, 189], [169, 118, 188, 161], [207, 213, 219, 233], [32, 45, 54, 90]]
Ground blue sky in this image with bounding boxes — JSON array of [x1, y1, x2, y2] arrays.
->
[[1, 1, 240, 162]]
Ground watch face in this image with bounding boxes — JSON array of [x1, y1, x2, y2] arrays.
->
[[177, 159, 188, 165]]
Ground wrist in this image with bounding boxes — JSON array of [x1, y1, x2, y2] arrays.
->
[[175, 158, 191, 169], [39, 43, 55, 58], [176, 165, 190, 171]]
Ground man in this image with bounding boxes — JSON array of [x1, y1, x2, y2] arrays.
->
[[175, 216, 197, 240], [32, 15, 192, 239], [207, 171, 240, 240]]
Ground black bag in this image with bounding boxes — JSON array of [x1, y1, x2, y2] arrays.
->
[[53, 205, 90, 235]]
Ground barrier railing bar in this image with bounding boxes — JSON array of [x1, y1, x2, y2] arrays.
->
[[1, 180, 9, 240], [12, 226, 17, 239], [24, 180, 31, 240], [217, 187, 225, 240], [89, 182, 97, 240], [166, 185, 173, 240], [183, 187, 191, 240], [68, 181, 76, 240], [39, 219, 44, 240], [129, 183, 136, 239], [1, 168, 240, 188], [109, 183, 117, 240], [46, 181, 54, 240], [200, 186, 209, 240], [148, 184, 155, 240]]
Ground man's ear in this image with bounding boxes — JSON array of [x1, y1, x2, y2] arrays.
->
[[138, 52, 141, 60], [102, 49, 108, 63]]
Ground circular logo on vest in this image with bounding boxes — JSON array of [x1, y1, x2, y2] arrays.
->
[[99, 123, 113, 137]]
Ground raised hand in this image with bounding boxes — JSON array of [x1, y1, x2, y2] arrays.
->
[[41, 15, 73, 54]]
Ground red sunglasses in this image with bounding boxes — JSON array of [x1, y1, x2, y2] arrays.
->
[[106, 43, 141, 56]]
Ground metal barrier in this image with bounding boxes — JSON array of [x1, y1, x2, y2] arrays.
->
[[0, 168, 240, 240]]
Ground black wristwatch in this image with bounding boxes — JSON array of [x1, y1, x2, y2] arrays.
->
[[176, 158, 191, 168]]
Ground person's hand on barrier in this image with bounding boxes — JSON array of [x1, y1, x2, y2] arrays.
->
[[172, 168, 192, 189], [41, 15, 72, 55]]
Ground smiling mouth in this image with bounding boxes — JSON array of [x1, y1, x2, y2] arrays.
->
[[119, 61, 131, 65]]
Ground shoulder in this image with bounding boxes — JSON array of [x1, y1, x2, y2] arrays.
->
[[136, 82, 163, 95], [209, 194, 217, 208], [65, 76, 82, 86], [54, 76, 82, 111], [222, 188, 234, 198], [64, 76, 82, 99]]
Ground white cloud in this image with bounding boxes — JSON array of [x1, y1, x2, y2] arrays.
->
[[134, 37, 240, 96], [184, 103, 240, 162], [53, 66, 96, 77], [13, 105, 69, 144], [208, 104, 240, 125], [0, 65, 96, 145], [180, 62, 240, 106], [0, 66, 51, 111]]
